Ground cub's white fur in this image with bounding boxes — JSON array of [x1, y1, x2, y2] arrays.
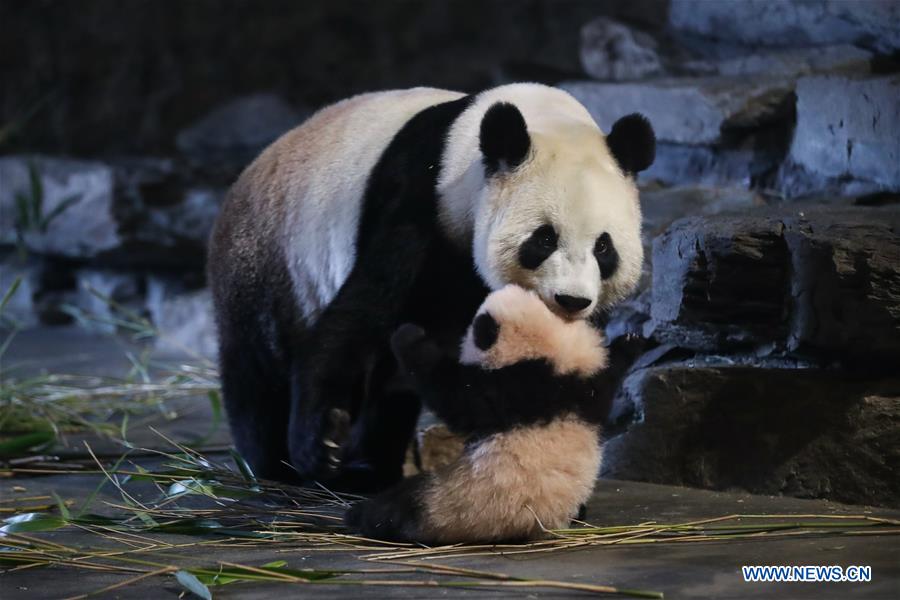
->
[[422, 416, 601, 544], [422, 285, 607, 544]]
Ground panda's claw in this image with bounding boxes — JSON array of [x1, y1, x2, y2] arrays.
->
[[320, 408, 350, 473]]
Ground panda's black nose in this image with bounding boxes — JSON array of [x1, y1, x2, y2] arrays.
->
[[555, 294, 591, 313]]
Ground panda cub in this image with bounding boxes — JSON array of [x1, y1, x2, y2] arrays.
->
[[345, 284, 607, 544]]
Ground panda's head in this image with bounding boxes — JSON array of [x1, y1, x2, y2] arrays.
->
[[459, 284, 607, 378], [439, 84, 654, 321]]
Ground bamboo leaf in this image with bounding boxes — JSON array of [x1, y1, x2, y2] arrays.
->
[[39, 193, 80, 232], [175, 570, 213, 600], [229, 448, 258, 486], [0, 430, 55, 457], [27, 162, 43, 225], [0, 513, 66, 534], [51, 492, 71, 520], [0, 276, 23, 314]]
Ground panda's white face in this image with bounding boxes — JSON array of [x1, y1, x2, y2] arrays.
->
[[437, 84, 653, 320], [472, 127, 644, 320]]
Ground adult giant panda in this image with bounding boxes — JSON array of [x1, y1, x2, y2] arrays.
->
[[207, 83, 655, 490]]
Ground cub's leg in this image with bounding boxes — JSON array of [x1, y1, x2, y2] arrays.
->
[[344, 474, 430, 542]]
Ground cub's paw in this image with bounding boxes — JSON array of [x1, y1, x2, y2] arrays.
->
[[391, 324, 442, 375], [343, 475, 428, 542], [289, 407, 351, 481], [390, 324, 427, 360]]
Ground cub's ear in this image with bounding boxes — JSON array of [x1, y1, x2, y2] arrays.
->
[[473, 312, 500, 351], [479, 102, 531, 174], [606, 113, 655, 177]]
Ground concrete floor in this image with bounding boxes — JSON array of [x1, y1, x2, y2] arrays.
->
[[2, 328, 899, 599]]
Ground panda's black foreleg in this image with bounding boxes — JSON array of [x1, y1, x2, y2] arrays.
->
[[287, 228, 431, 489], [337, 349, 421, 491]]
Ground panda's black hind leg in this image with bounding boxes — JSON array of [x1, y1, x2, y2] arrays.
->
[[219, 344, 297, 482]]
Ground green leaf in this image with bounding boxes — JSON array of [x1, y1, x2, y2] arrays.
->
[[229, 448, 257, 486], [175, 570, 212, 600], [149, 519, 267, 539], [189, 562, 339, 586], [0, 276, 23, 314], [26, 162, 43, 225], [0, 513, 66, 534], [189, 390, 223, 447], [14, 192, 31, 230], [51, 492, 71, 520], [39, 193, 80, 232], [0, 430, 55, 458], [166, 479, 258, 500]]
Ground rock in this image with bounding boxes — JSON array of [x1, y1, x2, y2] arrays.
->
[[640, 185, 766, 244], [680, 44, 872, 79], [561, 76, 794, 145], [773, 160, 890, 200], [176, 93, 305, 182], [652, 140, 777, 188], [648, 214, 791, 352], [579, 15, 872, 83], [602, 365, 900, 507], [670, 0, 900, 54], [579, 17, 663, 81], [146, 278, 218, 358], [646, 207, 900, 368], [0, 155, 222, 266], [0, 156, 119, 257], [789, 75, 900, 191]]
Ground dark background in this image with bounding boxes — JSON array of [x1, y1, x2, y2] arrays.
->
[[1, 0, 666, 155]]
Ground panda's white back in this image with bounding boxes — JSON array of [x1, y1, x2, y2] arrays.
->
[[247, 87, 464, 322]]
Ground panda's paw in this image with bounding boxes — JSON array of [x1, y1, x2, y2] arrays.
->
[[289, 407, 351, 481], [321, 407, 351, 471]]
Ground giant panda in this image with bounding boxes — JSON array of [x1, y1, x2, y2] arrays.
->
[[207, 83, 655, 490], [346, 284, 609, 543]]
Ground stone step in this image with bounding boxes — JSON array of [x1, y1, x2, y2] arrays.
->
[[646, 206, 900, 368], [603, 363, 900, 508]]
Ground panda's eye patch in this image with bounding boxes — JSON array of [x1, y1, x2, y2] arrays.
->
[[473, 312, 499, 350], [518, 224, 558, 270], [594, 232, 619, 279]]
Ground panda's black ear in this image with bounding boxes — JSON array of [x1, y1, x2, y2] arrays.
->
[[479, 102, 531, 175], [473, 312, 500, 351], [606, 113, 655, 177]]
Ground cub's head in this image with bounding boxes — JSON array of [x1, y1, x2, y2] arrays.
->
[[440, 84, 655, 321], [460, 285, 607, 378]]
